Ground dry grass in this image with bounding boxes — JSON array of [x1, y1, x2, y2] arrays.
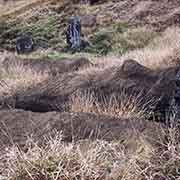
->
[[88, 27, 180, 71], [70, 90, 153, 119], [0, 0, 180, 179], [3, 125, 180, 180], [0, 52, 49, 101], [0, 0, 56, 20], [121, 27, 180, 69], [0, 27, 180, 180], [0, 132, 154, 180]]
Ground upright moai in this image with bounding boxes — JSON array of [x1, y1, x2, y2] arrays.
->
[[66, 16, 82, 51]]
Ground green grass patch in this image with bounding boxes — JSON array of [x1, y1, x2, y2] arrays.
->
[[0, 15, 66, 50], [47, 52, 71, 60], [85, 23, 159, 55]]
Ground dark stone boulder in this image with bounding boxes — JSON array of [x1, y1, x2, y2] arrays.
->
[[16, 34, 34, 54]]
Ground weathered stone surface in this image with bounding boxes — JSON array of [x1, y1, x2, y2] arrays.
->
[[66, 16, 82, 50], [16, 34, 34, 54]]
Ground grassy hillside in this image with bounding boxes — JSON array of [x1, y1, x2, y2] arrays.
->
[[0, 0, 180, 180]]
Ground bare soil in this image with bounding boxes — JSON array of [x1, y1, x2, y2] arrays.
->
[[0, 109, 165, 151]]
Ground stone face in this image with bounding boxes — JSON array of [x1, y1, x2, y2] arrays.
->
[[66, 16, 82, 51], [16, 34, 34, 54]]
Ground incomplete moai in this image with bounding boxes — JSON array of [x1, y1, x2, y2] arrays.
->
[[16, 34, 34, 54], [66, 16, 82, 51]]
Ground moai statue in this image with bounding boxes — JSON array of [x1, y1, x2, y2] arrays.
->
[[16, 34, 34, 54], [66, 16, 82, 51]]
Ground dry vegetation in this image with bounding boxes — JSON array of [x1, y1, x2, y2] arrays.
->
[[3, 127, 180, 180], [121, 27, 180, 69], [70, 90, 149, 119], [0, 52, 49, 108], [0, 0, 180, 180], [0, 26, 180, 179]]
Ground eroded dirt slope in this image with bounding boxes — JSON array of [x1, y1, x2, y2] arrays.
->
[[0, 109, 165, 151]]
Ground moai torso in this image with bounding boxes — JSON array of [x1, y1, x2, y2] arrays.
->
[[66, 16, 82, 50]]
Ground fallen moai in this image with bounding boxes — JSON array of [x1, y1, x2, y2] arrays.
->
[[1, 59, 180, 123]]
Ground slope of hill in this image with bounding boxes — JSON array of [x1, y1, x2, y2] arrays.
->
[[0, 0, 180, 180]]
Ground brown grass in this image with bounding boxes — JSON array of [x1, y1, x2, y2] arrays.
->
[[70, 90, 153, 119], [121, 27, 180, 69], [3, 125, 180, 180], [0, 53, 49, 100], [88, 27, 180, 71], [0, 0, 56, 20], [1, 12, 180, 180]]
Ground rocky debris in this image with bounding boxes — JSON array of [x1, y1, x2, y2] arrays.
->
[[0, 109, 165, 151], [1, 59, 178, 122], [16, 34, 34, 54]]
